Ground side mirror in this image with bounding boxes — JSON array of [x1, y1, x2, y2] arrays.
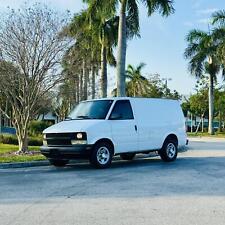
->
[[110, 113, 122, 120]]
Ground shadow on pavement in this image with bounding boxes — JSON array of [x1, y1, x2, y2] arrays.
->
[[1, 154, 225, 204]]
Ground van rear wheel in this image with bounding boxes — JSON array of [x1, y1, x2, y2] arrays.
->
[[159, 139, 177, 162], [89, 141, 113, 169], [120, 153, 136, 160]]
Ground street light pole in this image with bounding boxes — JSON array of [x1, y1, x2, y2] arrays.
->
[[162, 77, 172, 95], [162, 77, 172, 89]]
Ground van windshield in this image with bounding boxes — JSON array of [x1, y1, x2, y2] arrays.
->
[[68, 100, 113, 120]]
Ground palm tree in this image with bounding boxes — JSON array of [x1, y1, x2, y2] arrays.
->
[[126, 63, 149, 97], [117, 0, 175, 97], [84, 0, 174, 97], [68, 9, 117, 98], [212, 10, 225, 67], [184, 29, 222, 135]]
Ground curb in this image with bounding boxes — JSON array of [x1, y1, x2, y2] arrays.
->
[[188, 137, 225, 142], [0, 148, 189, 169], [0, 160, 50, 169]]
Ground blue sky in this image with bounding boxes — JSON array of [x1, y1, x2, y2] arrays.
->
[[0, 0, 224, 95]]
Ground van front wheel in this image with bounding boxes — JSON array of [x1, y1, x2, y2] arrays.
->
[[159, 139, 177, 162], [89, 141, 113, 169]]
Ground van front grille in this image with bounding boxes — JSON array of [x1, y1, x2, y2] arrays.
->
[[46, 133, 75, 139], [46, 133, 75, 146]]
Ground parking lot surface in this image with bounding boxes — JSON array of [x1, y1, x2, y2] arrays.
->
[[1, 139, 225, 225]]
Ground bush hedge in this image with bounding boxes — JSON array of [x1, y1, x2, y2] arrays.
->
[[0, 134, 42, 146], [28, 120, 52, 136]]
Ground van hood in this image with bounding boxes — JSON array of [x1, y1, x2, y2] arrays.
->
[[43, 119, 104, 134]]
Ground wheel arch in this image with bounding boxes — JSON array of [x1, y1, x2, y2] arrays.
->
[[94, 138, 115, 155], [162, 134, 178, 148]]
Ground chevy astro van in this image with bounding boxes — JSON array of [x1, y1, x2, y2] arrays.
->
[[41, 97, 187, 168]]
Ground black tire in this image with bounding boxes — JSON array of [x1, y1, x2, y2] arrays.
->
[[49, 159, 69, 167], [159, 139, 178, 162], [89, 141, 113, 169], [120, 153, 136, 160]]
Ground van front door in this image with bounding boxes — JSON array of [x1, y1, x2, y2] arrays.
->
[[108, 100, 138, 153]]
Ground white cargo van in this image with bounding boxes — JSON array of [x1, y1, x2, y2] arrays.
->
[[41, 98, 187, 168]]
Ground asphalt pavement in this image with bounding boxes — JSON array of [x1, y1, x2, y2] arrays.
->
[[1, 139, 225, 225]]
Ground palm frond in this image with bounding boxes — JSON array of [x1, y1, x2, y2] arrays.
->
[[137, 62, 146, 72], [188, 52, 206, 78], [184, 43, 199, 59], [126, 0, 140, 38], [212, 10, 225, 26], [142, 0, 175, 17], [185, 29, 208, 43], [106, 47, 117, 67], [84, 0, 117, 18]]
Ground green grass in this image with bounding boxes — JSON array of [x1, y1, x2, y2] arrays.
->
[[0, 155, 45, 163], [0, 144, 45, 163], [0, 144, 40, 154]]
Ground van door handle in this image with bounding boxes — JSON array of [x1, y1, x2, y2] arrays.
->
[[134, 125, 137, 132]]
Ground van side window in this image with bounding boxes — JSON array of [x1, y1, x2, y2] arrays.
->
[[109, 100, 134, 120]]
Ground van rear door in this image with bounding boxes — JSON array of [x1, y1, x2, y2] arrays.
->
[[108, 100, 138, 153]]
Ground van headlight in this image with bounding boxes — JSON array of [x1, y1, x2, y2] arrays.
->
[[71, 140, 87, 145], [76, 133, 83, 139]]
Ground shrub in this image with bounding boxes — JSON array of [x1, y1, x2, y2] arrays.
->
[[0, 134, 42, 146], [28, 121, 52, 136], [0, 134, 18, 145], [28, 136, 42, 146]]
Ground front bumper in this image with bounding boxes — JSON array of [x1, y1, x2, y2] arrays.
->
[[40, 144, 93, 160]]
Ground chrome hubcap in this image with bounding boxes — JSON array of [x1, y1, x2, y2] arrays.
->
[[166, 143, 176, 158], [97, 147, 110, 165]]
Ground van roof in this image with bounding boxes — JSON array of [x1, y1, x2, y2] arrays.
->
[[84, 97, 179, 102]]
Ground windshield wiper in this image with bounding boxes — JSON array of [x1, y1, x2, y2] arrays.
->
[[76, 115, 91, 119], [65, 117, 72, 121]]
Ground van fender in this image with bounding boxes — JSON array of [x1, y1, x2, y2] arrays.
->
[[161, 133, 178, 149], [88, 136, 115, 154]]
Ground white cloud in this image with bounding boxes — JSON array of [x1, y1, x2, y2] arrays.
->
[[196, 8, 218, 15], [197, 18, 211, 25], [183, 21, 194, 27], [192, 0, 203, 9]]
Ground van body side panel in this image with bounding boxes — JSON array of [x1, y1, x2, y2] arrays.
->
[[131, 99, 186, 151]]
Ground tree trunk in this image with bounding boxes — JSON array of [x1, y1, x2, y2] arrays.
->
[[18, 133, 28, 153], [80, 68, 83, 101], [91, 65, 96, 99], [133, 83, 136, 97], [0, 111, 2, 133], [202, 115, 204, 133], [208, 74, 214, 135], [101, 45, 107, 98], [116, 0, 127, 97], [76, 75, 80, 103], [219, 110, 222, 132], [14, 119, 29, 153], [83, 60, 88, 100]]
